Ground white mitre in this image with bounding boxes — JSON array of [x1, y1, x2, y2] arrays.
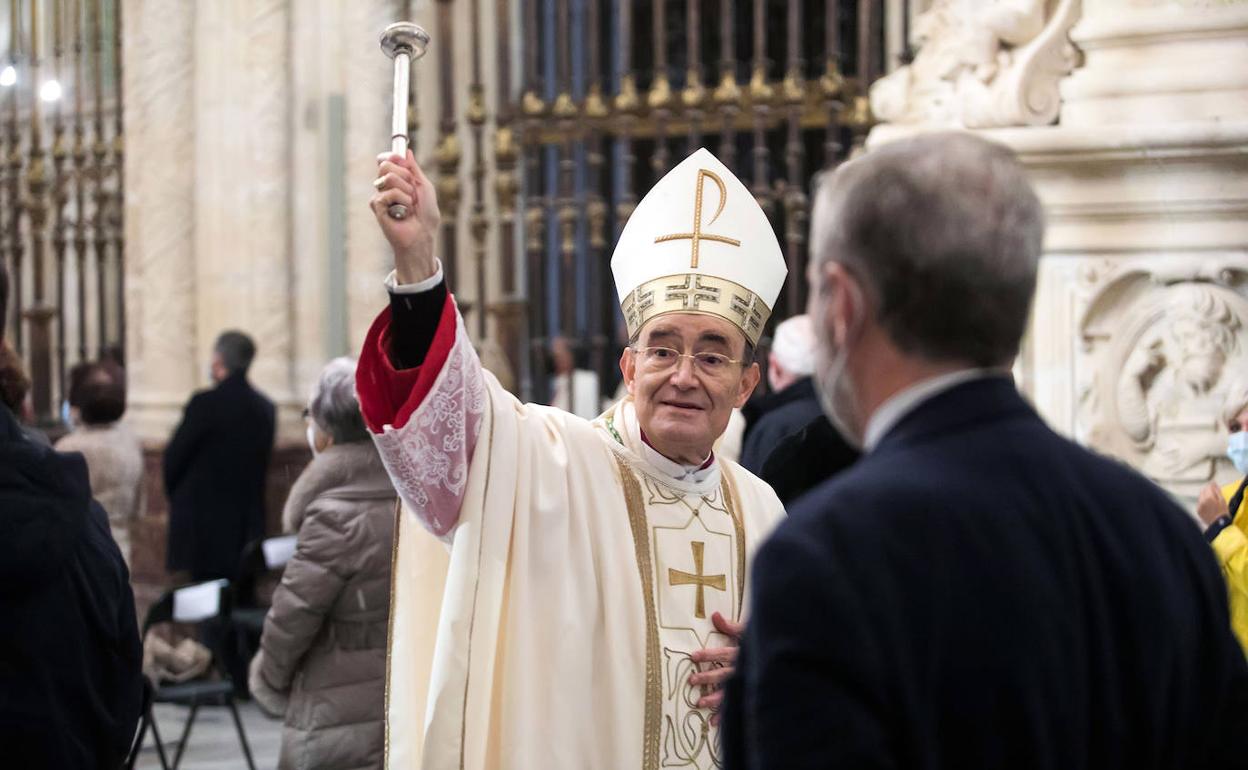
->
[[611, 147, 787, 347]]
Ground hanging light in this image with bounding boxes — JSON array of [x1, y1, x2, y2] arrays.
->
[[40, 79, 62, 102], [0, 66, 16, 88]]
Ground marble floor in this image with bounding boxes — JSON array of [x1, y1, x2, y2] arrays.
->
[[133, 701, 282, 770]]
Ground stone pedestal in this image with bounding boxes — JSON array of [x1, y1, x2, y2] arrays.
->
[[870, 1, 1248, 507]]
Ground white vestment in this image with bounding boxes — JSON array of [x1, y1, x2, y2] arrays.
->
[[371, 305, 785, 770]]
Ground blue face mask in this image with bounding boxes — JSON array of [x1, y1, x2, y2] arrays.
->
[[1228, 432, 1248, 475], [60, 400, 72, 427]]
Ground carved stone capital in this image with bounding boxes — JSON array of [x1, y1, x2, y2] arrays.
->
[[869, 0, 1082, 129]]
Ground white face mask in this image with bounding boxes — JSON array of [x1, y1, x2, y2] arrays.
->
[[1228, 432, 1248, 475], [812, 281, 865, 450], [307, 423, 321, 455]]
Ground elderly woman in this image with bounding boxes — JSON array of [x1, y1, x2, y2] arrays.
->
[[249, 357, 397, 769], [1197, 381, 1248, 652]]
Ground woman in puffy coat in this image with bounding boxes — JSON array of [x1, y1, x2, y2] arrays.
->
[[249, 357, 396, 770]]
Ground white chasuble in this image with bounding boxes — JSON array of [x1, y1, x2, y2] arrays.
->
[[374, 308, 785, 770]]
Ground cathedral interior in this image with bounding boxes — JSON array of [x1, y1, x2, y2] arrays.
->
[[1, 0, 1246, 608]]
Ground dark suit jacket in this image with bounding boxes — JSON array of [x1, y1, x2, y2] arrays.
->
[[723, 376, 1248, 770], [760, 414, 860, 505], [740, 378, 827, 474], [0, 404, 143, 768], [165, 373, 276, 579]]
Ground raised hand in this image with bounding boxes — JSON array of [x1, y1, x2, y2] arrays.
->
[[370, 149, 441, 285]]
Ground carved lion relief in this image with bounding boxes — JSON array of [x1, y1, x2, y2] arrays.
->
[[870, 0, 1082, 128], [1079, 262, 1248, 503]]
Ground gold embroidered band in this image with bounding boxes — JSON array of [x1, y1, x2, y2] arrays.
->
[[621, 272, 772, 347]]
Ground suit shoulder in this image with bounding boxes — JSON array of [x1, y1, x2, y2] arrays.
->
[[186, 387, 216, 408]]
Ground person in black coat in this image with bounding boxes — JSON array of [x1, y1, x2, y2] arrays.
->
[[740, 315, 825, 474], [758, 414, 858, 505], [0, 261, 143, 769], [165, 330, 276, 580], [718, 133, 1248, 769]]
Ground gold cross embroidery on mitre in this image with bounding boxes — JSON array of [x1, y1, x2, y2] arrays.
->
[[668, 541, 727, 620], [654, 168, 742, 269]]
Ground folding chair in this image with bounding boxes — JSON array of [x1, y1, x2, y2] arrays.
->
[[229, 534, 298, 694], [126, 579, 256, 770]]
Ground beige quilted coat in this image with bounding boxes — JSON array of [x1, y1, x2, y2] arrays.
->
[[249, 440, 397, 770]]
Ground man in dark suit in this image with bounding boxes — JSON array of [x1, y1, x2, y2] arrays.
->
[[718, 133, 1248, 768], [165, 330, 276, 580]]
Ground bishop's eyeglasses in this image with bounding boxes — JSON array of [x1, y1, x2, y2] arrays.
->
[[630, 346, 745, 377]]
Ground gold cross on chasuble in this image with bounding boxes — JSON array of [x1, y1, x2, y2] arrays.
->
[[654, 168, 742, 268], [668, 540, 727, 619]]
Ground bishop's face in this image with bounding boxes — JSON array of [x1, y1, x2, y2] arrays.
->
[[621, 313, 760, 465]]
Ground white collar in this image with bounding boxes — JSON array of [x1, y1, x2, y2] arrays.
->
[[863, 369, 992, 451], [639, 438, 717, 484]]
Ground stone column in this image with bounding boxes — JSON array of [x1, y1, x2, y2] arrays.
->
[[122, 0, 198, 441], [343, 0, 403, 354], [194, 0, 298, 437], [868, 0, 1248, 507]]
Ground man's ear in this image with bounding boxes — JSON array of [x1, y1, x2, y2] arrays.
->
[[735, 362, 761, 408], [620, 347, 636, 397], [823, 261, 861, 349]]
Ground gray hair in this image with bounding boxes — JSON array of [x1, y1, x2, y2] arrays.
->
[[214, 330, 257, 376], [308, 357, 370, 444], [810, 132, 1045, 367]]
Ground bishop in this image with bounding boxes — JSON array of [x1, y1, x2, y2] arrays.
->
[[359, 147, 788, 769]]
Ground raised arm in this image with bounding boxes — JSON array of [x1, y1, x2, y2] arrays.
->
[[356, 151, 486, 539]]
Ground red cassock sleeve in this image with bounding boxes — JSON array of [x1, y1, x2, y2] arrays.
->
[[356, 291, 458, 433]]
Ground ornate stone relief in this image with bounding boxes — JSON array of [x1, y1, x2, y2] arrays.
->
[[870, 0, 1083, 128], [1078, 258, 1248, 502]]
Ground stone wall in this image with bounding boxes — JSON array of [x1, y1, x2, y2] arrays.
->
[[869, 0, 1248, 510]]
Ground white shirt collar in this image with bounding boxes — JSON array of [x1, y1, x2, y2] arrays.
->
[[863, 369, 993, 451], [639, 439, 717, 484]]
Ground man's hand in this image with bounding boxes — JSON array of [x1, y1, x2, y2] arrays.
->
[[1198, 480, 1229, 527], [689, 611, 743, 726], [370, 149, 441, 285]]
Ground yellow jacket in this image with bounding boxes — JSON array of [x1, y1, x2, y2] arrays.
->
[[1211, 480, 1248, 653]]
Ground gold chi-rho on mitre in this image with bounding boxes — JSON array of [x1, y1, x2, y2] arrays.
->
[[611, 148, 787, 347]]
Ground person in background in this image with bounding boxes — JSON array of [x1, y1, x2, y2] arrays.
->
[[739, 315, 824, 473], [0, 341, 51, 446], [249, 357, 397, 770], [1197, 381, 1248, 652], [549, 335, 602, 420], [165, 330, 276, 581], [55, 360, 144, 566], [0, 260, 143, 768], [758, 414, 860, 506], [0, 341, 31, 424], [723, 132, 1248, 769]]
